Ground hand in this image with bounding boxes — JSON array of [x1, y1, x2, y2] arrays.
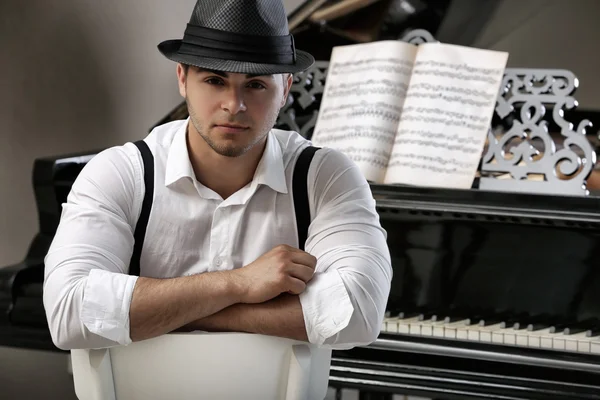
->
[[233, 244, 317, 304]]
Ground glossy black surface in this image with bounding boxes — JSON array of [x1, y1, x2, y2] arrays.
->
[[0, 151, 95, 350], [378, 199, 600, 325], [330, 345, 600, 400], [329, 187, 600, 399]]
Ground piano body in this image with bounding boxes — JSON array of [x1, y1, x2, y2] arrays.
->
[[330, 184, 600, 399], [3, 23, 600, 400]]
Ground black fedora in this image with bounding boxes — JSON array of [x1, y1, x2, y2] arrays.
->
[[158, 0, 315, 75]]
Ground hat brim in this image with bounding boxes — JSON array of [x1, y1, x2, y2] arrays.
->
[[158, 39, 315, 75]]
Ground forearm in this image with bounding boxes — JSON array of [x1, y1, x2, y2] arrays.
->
[[130, 270, 244, 342], [182, 294, 308, 342]]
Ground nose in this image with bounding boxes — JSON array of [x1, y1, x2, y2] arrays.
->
[[221, 86, 247, 115]]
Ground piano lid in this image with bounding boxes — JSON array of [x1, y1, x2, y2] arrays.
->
[[371, 183, 600, 225]]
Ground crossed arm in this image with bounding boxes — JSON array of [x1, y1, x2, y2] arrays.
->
[[178, 293, 308, 341], [127, 248, 312, 344]]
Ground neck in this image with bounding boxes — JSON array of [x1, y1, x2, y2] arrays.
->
[[186, 124, 267, 200]]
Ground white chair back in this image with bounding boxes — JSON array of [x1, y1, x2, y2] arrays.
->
[[70, 332, 332, 400]]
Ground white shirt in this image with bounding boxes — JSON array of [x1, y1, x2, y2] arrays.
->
[[43, 119, 392, 350]]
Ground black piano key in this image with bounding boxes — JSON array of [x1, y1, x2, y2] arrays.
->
[[524, 315, 555, 331], [548, 320, 578, 334], [502, 312, 531, 330], [439, 306, 474, 323], [563, 319, 600, 335], [478, 311, 513, 327], [418, 308, 443, 321], [469, 309, 509, 326], [398, 311, 421, 319], [527, 322, 551, 332]]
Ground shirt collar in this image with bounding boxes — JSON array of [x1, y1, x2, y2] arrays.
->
[[252, 130, 288, 194], [164, 120, 195, 187], [164, 120, 288, 195]]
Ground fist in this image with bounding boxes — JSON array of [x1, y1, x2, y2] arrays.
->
[[235, 244, 317, 304]]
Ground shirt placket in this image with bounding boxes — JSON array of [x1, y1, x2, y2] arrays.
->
[[209, 205, 230, 271]]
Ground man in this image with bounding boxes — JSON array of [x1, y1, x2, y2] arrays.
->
[[43, 0, 392, 351]]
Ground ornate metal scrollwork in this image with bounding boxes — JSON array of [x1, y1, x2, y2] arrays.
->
[[480, 69, 596, 196], [275, 61, 329, 139], [400, 28, 438, 45]]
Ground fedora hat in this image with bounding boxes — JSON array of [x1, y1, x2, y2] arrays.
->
[[158, 0, 315, 74]]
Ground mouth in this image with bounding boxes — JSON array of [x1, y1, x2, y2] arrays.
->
[[214, 123, 249, 132]]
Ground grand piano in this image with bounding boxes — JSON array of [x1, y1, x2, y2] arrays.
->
[[3, 7, 600, 400]]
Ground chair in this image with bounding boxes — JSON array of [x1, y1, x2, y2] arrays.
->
[[70, 332, 332, 400]]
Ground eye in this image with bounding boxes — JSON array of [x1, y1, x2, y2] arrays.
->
[[205, 77, 224, 86], [247, 81, 266, 90]]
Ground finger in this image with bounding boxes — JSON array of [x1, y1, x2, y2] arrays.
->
[[286, 276, 306, 295], [289, 252, 318, 269], [286, 263, 315, 283]]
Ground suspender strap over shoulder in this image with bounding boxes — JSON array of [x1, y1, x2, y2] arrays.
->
[[128, 141, 320, 275], [129, 140, 154, 276], [292, 145, 320, 252]]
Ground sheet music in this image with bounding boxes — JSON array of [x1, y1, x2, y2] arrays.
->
[[383, 43, 508, 188], [311, 40, 417, 183]]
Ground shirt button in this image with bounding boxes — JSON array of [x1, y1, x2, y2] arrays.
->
[[215, 257, 223, 267]]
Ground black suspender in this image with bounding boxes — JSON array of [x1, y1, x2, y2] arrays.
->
[[128, 142, 320, 276], [129, 140, 154, 276], [292, 146, 320, 251]]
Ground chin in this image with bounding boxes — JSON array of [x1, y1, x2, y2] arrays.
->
[[212, 142, 251, 158], [216, 147, 245, 158]]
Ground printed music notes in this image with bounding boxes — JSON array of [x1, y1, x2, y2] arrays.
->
[[311, 41, 417, 183], [384, 43, 508, 187], [311, 40, 508, 189]]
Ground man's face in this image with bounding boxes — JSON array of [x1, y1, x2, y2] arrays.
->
[[177, 64, 292, 158]]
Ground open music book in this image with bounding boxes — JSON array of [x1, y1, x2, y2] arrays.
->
[[310, 40, 509, 189]]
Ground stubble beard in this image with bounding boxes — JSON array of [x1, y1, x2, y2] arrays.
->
[[185, 96, 281, 158]]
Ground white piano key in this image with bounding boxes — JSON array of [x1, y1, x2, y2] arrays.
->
[[578, 337, 593, 353], [527, 330, 549, 348], [384, 318, 401, 333], [443, 319, 471, 339], [563, 331, 592, 352], [504, 330, 517, 345], [474, 322, 505, 343], [467, 329, 480, 341], [492, 325, 518, 345], [382, 317, 398, 333], [421, 319, 446, 336], [552, 335, 566, 351], [516, 330, 529, 347], [409, 317, 440, 336], [409, 318, 429, 335], [433, 323, 448, 337], [589, 337, 600, 354], [456, 325, 472, 340], [397, 316, 423, 334], [525, 327, 555, 349], [408, 324, 421, 335]]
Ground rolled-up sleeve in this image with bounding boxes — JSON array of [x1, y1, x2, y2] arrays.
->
[[43, 143, 143, 350], [299, 148, 392, 349]]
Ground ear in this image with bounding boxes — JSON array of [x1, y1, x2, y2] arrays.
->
[[176, 63, 188, 98], [280, 73, 293, 108]]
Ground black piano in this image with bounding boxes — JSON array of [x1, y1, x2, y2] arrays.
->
[[330, 184, 600, 400], [0, 150, 98, 351]]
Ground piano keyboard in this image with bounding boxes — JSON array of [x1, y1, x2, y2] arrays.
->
[[381, 311, 600, 355]]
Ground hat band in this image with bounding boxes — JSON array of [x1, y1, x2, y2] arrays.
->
[[178, 24, 296, 66]]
